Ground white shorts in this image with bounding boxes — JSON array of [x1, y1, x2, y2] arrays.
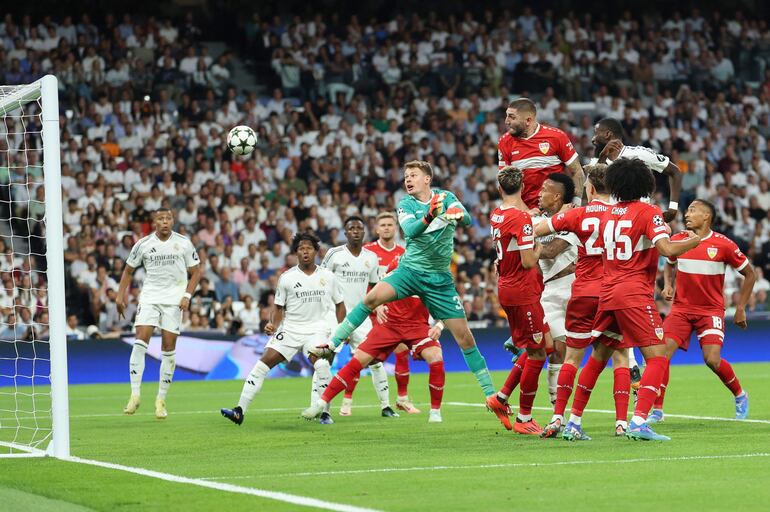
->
[[266, 328, 331, 362], [541, 273, 575, 340], [135, 303, 182, 334]]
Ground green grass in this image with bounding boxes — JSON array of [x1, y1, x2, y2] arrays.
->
[[1, 364, 769, 511]]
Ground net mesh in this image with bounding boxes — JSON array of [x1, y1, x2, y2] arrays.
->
[[0, 83, 51, 454]]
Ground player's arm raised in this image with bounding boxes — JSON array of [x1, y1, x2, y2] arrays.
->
[[566, 159, 585, 205], [662, 260, 676, 301], [444, 195, 471, 225], [733, 261, 757, 329], [654, 230, 701, 258], [661, 161, 683, 223], [116, 264, 135, 319], [539, 238, 570, 259]]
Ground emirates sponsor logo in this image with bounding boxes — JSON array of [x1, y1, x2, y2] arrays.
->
[[539, 142, 550, 154], [707, 247, 718, 259]]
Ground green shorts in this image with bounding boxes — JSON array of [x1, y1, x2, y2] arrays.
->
[[382, 264, 465, 320]]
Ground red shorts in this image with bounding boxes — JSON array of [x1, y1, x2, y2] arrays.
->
[[663, 310, 725, 351], [565, 296, 600, 349], [591, 304, 664, 349], [357, 323, 440, 362], [502, 303, 546, 350]]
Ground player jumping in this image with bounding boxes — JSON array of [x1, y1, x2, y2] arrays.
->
[[220, 233, 346, 426], [117, 208, 201, 419], [303, 257, 446, 423], [651, 200, 754, 422]]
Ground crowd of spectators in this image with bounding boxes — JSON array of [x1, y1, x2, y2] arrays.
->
[[1, 6, 769, 340]]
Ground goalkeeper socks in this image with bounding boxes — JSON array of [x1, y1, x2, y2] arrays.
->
[[571, 356, 608, 417], [518, 357, 545, 416], [547, 363, 562, 404], [238, 360, 270, 412], [395, 350, 410, 398], [322, 358, 363, 403], [715, 359, 743, 396], [369, 362, 391, 408], [554, 363, 577, 417], [613, 367, 631, 422], [129, 340, 148, 396], [332, 303, 372, 344], [654, 364, 670, 409], [633, 356, 668, 421], [461, 346, 495, 397], [311, 358, 332, 409], [157, 350, 176, 399], [499, 352, 528, 399], [428, 361, 445, 410]]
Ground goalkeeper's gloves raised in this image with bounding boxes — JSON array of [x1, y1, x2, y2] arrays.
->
[[425, 192, 446, 223], [444, 207, 465, 221]]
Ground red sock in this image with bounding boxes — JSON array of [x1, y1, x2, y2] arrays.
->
[[500, 352, 528, 398], [323, 358, 363, 403], [634, 356, 667, 420], [715, 359, 743, 396], [553, 363, 577, 417], [570, 356, 608, 417], [428, 361, 445, 409], [653, 363, 670, 409], [343, 370, 361, 399], [395, 350, 410, 398], [518, 357, 546, 416], [613, 367, 630, 422]]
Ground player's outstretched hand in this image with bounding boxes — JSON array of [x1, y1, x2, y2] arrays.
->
[[264, 322, 276, 335], [375, 305, 389, 324], [661, 285, 674, 302], [599, 139, 623, 162], [663, 208, 678, 223], [733, 306, 748, 329], [428, 192, 446, 218], [444, 207, 464, 221], [683, 230, 701, 242]]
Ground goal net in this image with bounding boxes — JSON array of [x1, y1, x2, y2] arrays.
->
[[0, 76, 69, 458]]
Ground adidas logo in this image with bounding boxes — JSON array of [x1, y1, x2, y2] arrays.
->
[[294, 282, 302, 289], [341, 262, 351, 268], [149, 248, 157, 254]]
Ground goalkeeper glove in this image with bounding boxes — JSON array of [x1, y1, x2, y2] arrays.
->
[[425, 192, 446, 222], [444, 206, 464, 221], [310, 343, 335, 358]]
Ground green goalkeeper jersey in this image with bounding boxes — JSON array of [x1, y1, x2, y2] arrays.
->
[[396, 189, 471, 273]]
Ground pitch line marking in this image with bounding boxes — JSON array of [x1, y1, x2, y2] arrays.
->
[[200, 453, 770, 480], [66, 456, 383, 512]]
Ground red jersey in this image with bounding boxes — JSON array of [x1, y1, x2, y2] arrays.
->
[[490, 205, 544, 306], [498, 124, 578, 209], [598, 201, 670, 310], [548, 199, 612, 298], [364, 240, 405, 278], [667, 231, 749, 315], [380, 256, 430, 328]]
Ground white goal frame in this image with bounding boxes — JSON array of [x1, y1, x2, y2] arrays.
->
[[0, 75, 69, 458]]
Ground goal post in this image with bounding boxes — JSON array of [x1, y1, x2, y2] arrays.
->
[[0, 75, 70, 458]]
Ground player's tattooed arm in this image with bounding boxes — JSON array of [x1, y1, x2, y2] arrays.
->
[[566, 159, 586, 205], [655, 230, 700, 258], [265, 305, 284, 335], [538, 238, 570, 259], [734, 262, 757, 329], [662, 161, 683, 223]]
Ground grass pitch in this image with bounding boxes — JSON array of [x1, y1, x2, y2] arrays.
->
[[1, 364, 769, 511]]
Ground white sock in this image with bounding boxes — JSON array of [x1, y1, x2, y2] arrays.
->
[[310, 372, 319, 407], [157, 350, 176, 399], [238, 360, 270, 412], [312, 359, 332, 413], [616, 419, 628, 428], [517, 413, 532, 422], [550, 413, 564, 424], [397, 394, 409, 402], [628, 348, 639, 368], [736, 391, 746, 398], [369, 362, 390, 408], [631, 415, 646, 425], [568, 414, 582, 425], [548, 363, 562, 403], [129, 340, 148, 396]]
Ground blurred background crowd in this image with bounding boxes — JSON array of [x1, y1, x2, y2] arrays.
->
[[1, 3, 769, 340]]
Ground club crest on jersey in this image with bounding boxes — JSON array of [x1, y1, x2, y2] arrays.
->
[[539, 142, 550, 154], [655, 327, 664, 340], [320, 278, 326, 286], [707, 247, 718, 259], [533, 332, 543, 343]]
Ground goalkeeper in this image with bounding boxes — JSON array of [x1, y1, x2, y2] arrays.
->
[[312, 160, 507, 425]]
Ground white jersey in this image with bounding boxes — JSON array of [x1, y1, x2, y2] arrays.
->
[[274, 266, 343, 333], [533, 214, 579, 283], [126, 232, 199, 305], [589, 145, 669, 173], [320, 245, 379, 311]]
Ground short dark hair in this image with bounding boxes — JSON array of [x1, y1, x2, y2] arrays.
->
[[291, 232, 320, 253], [691, 199, 716, 225], [597, 117, 625, 140], [605, 158, 656, 202], [508, 98, 537, 115], [344, 216, 365, 228], [498, 166, 523, 195], [546, 172, 575, 204], [584, 164, 608, 194], [404, 160, 433, 178], [154, 207, 173, 215]]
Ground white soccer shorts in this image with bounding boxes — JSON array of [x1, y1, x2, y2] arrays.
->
[[541, 273, 575, 341], [135, 303, 182, 334], [266, 328, 332, 361], [346, 317, 373, 352]]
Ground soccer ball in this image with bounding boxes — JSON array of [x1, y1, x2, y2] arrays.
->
[[227, 125, 257, 156]]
